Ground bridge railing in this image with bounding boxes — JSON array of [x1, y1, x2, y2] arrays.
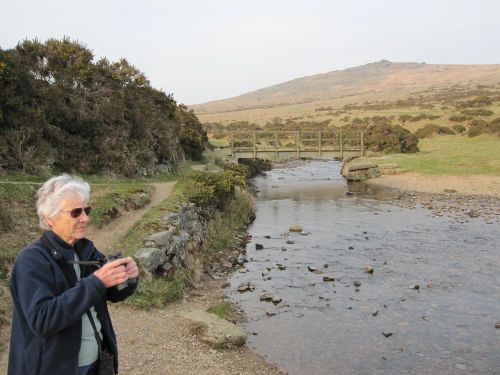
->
[[227, 130, 364, 158]]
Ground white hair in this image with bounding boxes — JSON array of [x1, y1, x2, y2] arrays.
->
[[36, 174, 91, 230]]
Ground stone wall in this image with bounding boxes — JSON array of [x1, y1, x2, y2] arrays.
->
[[135, 203, 204, 276]]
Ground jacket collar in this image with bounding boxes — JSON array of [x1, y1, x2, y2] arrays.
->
[[43, 230, 96, 261]]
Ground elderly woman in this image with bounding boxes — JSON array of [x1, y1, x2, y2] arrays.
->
[[8, 175, 139, 375]]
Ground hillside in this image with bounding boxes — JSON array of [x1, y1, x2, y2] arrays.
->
[[191, 60, 500, 126]]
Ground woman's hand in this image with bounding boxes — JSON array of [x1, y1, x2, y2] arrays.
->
[[124, 257, 139, 279], [93, 258, 130, 288]]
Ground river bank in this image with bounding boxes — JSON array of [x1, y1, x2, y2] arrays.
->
[[366, 173, 500, 223]]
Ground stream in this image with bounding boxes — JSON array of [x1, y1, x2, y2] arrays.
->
[[227, 160, 500, 375]]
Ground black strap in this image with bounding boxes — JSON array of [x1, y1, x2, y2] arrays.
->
[[40, 234, 103, 267], [86, 311, 104, 352]]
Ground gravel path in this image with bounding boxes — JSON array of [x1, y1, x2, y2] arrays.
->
[[112, 280, 283, 375]]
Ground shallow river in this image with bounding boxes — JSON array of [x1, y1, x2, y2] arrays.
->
[[227, 160, 500, 375]]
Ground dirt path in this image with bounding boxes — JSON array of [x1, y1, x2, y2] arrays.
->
[[0, 181, 283, 374], [111, 281, 283, 375], [86, 182, 176, 254]]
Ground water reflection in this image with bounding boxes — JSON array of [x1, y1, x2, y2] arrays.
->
[[227, 160, 500, 375]]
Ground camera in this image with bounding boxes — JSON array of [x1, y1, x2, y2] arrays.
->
[[105, 252, 137, 291]]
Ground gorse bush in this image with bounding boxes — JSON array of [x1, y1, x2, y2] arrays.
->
[[458, 96, 493, 108], [415, 124, 454, 139], [468, 117, 500, 137], [449, 114, 468, 122], [364, 124, 419, 153], [237, 158, 272, 177], [461, 108, 494, 117], [183, 163, 250, 212], [0, 38, 207, 176]]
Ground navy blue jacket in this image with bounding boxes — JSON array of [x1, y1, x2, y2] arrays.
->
[[8, 230, 138, 375]]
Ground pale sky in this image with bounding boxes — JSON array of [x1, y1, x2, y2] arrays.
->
[[1, 0, 499, 105]]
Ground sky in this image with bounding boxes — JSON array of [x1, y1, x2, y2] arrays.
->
[[1, 0, 500, 105]]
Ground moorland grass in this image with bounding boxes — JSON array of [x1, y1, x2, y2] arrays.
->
[[361, 134, 500, 175]]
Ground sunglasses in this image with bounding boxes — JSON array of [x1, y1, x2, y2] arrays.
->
[[60, 206, 92, 218]]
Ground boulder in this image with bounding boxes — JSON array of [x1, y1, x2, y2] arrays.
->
[[341, 159, 381, 181], [348, 163, 378, 171], [181, 309, 247, 348], [162, 212, 179, 225], [135, 248, 167, 273], [145, 229, 174, 247]]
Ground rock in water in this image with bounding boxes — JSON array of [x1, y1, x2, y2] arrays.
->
[[323, 276, 335, 282], [289, 224, 303, 232], [237, 282, 254, 292], [272, 296, 282, 304], [365, 266, 374, 274], [255, 243, 264, 250], [260, 293, 273, 302]]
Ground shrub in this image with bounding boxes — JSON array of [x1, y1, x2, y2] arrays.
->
[[183, 169, 246, 212], [237, 158, 272, 177], [364, 124, 419, 153], [461, 108, 494, 117], [415, 124, 454, 138], [449, 114, 468, 122], [458, 96, 493, 108], [467, 118, 500, 137], [220, 163, 249, 187], [452, 124, 466, 134]]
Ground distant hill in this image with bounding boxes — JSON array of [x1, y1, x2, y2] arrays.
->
[[191, 60, 500, 125]]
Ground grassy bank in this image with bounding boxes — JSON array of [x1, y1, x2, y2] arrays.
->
[[123, 188, 255, 309], [360, 134, 500, 175]]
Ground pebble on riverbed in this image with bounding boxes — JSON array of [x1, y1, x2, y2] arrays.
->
[[237, 282, 255, 292]]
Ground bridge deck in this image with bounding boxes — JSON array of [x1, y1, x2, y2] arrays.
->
[[227, 130, 364, 159]]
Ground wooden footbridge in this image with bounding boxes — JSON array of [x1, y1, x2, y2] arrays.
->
[[228, 130, 365, 159]]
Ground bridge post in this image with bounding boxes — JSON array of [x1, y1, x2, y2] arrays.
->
[[253, 131, 257, 158], [230, 132, 234, 156], [274, 132, 278, 158], [318, 131, 322, 157], [361, 130, 364, 156], [340, 130, 344, 158], [296, 131, 300, 158]]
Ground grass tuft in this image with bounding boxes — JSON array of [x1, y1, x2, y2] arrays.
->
[[207, 301, 236, 321]]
